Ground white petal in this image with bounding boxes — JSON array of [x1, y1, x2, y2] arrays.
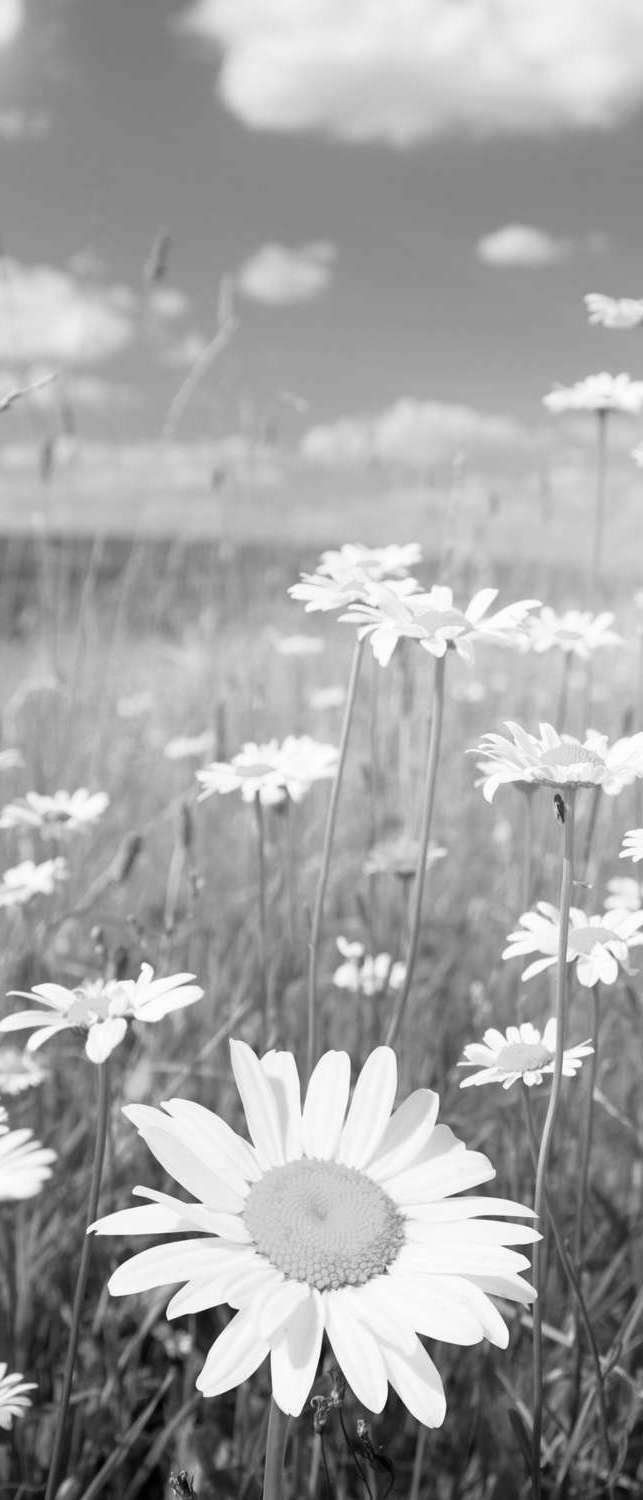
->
[[167, 1254, 276, 1319], [122, 1106, 245, 1211], [404, 1219, 540, 1248], [132, 1186, 251, 1242], [382, 1337, 446, 1427], [86, 1017, 128, 1063], [269, 1290, 324, 1416], [467, 1272, 536, 1306], [27, 1025, 69, 1052], [196, 1306, 269, 1396], [396, 1242, 531, 1277], [387, 1147, 495, 1205], [229, 1039, 285, 1168], [366, 1089, 440, 1181], [338, 1278, 415, 1354], [404, 1196, 536, 1223], [0, 1009, 61, 1031], [160, 1099, 260, 1188], [337, 1047, 397, 1168], [89, 1204, 186, 1236], [261, 1051, 303, 1161], [259, 1280, 311, 1341], [386, 1270, 484, 1344], [301, 1051, 350, 1159], [324, 1291, 388, 1412], [109, 1238, 223, 1295]]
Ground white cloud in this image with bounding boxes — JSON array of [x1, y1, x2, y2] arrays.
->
[[476, 224, 571, 268], [300, 397, 534, 470], [236, 242, 335, 304], [0, 0, 22, 48], [0, 263, 134, 364], [179, 1, 643, 146]]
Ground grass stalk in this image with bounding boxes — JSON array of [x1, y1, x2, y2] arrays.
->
[[262, 1397, 290, 1500], [588, 408, 608, 603]]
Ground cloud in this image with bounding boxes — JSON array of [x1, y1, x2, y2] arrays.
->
[[236, 242, 335, 304], [0, 263, 134, 363], [476, 224, 571, 268], [179, 1, 643, 146], [0, 0, 22, 48], [300, 397, 535, 470]]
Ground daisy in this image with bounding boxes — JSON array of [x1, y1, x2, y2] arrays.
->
[[502, 902, 643, 987], [585, 294, 643, 331], [309, 685, 346, 712], [0, 748, 24, 772], [620, 829, 643, 863], [0, 788, 109, 836], [332, 939, 406, 997], [0, 858, 68, 908], [290, 569, 419, 617], [341, 585, 540, 669], [543, 373, 643, 415], [273, 736, 339, 801], [526, 608, 622, 659], [0, 963, 204, 1065], [0, 1365, 37, 1430], [197, 738, 339, 807], [0, 1044, 46, 1096], [164, 731, 215, 762], [273, 635, 325, 658], [91, 1041, 538, 1427], [318, 543, 422, 580], [605, 876, 643, 912], [0, 1121, 56, 1200], [473, 722, 643, 802], [116, 691, 154, 719], [363, 837, 447, 880], [458, 1021, 593, 1090]]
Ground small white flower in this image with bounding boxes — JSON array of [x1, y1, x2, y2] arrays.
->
[[164, 731, 215, 762], [341, 585, 540, 669], [473, 722, 643, 801], [0, 1121, 56, 1199], [620, 828, 643, 864], [0, 1364, 37, 1430], [197, 738, 339, 807], [459, 1021, 593, 1090], [502, 902, 643, 987], [0, 858, 68, 908], [273, 736, 339, 801], [318, 543, 422, 580], [0, 1045, 46, 1096], [309, 685, 346, 712], [116, 691, 154, 719], [526, 608, 622, 660], [543, 373, 643, 415], [605, 876, 643, 912], [585, 294, 643, 331], [289, 543, 422, 616], [0, 964, 204, 1065], [273, 635, 325, 658], [332, 940, 406, 997], [0, 789, 109, 836], [0, 749, 25, 772]]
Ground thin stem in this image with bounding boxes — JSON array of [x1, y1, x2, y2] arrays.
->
[[254, 793, 270, 1045], [385, 652, 446, 1050], [45, 1061, 110, 1500], [556, 652, 571, 734], [589, 408, 608, 603], [568, 983, 601, 1438], [582, 786, 602, 887], [521, 788, 535, 914], [530, 789, 576, 1499], [408, 1423, 428, 1500], [306, 638, 365, 1083], [262, 1397, 290, 1500]]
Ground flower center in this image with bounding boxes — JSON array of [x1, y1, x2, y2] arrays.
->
[[496, 1041, 551, 1072], [568, 926, 617, 955], [535, 742, 605, 785], [243, 1158, 405, 1291]]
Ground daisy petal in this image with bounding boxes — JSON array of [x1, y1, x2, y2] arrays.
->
[[270, 1289, 324, 1416], [108, 1239, 223, 1296], [366, 1089, 440, 1181], [196, 1305, 269, 1396], [229, 1040, 285, 1168], [382, 1337, 446, 1428], [325, 1291, 389, 1412], [122, 1106, 245, 1211], [86, 1017, 128, 1063], [302, 1051, 350, 1159], [337, 1047, 397, 1168], [261, 1051, 303, 1161]]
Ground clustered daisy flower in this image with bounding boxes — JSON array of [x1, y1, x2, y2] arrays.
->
[[0, 788, 109, 836], [620, 829, 643, 864], [0, 1118, 56, 1200], [543, 373, 643, 415], [502, 902, 643, 988], [473, 722, 643, 801], [0, 858, 68, 908], [197, 737, 339, 807], [92, 1041, 538, 1426], [332, 938, 406, 997], [458, 1021, 593, 1090], [340, 585, 540, 669], [585, 294, 643, 331], [0, 1364, 37, 1430], [526, 608, 622, 659], [0, 964, 204, 1064]]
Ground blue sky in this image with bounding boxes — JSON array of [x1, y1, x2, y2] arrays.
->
[[2, 0, 643, 518]]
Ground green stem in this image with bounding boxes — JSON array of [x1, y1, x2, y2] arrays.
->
[[408, 1423, 428, 1500], [521, 787, 535, 914], [568, 983, 601, 1437], [582, 786, 602, 886], [254, 793, 270, 1046], [556, 652, 571, 735], [385, 652, 446, 1050], [45, 1061, 110, 1500], [306, 637, 364, 1083], [589, 408, 608, 602], [262, 1397, 290, 1500], [530, 789, 576, 1498]]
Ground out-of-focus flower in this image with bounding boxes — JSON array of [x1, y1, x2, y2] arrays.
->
[[0, 789, 109, 836], [585, 294, 643, 331], [197, 737, 339, 807], [273, 736, 339, 800], [0, 1045, 46, 1096], [543, 373, 643, 415], [526, 608, 622, 659], [0, 749, 24, 772], [620, 828, 643, 863], [91, 1039, 537, 1426], [289, 543, 422, 617], [116, 691, 154, 719], [0, 1121, 55, 1199], [459, 1021, 592, 1090], [363, 838, 446, 880], [473, 722, 643, 801], [502, 902, 643, 987], [0, 964, 204, 1065], [274, 634, 325, 657], [0, 858, 67, 908], [309, 685, 346, 711], [332, 939, 406, 996], [605, 876, 643, 912], [319, 543, 422, 580], [164, 731, 215, 762], [341, 585, 540, 669], [0, 1364, 37, 1430]]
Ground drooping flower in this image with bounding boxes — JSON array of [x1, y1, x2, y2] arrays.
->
[[91, 1041, 538, 1427], [620, 828, 643, 864], [0, 1044, 46, 1096], [458, 1021, 593, 1090], [502, 902, 643, 987], [526, 607, 622, 659], [0, 1365, 37, 1430], [0, 1121, 55, 1200], [332, 939, 406, 996], [0, 964, 204, 1065], [0, 788, 109, 836], [543, 373, 643, 415], [473, 722, 643, 802], [341, 585, 540, 669], [0, 858, 68, 908], [197, 737, 339, 807], [585, 294, 643, 331], [363, 837, 447, 880]]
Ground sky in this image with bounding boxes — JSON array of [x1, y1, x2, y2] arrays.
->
[[2, 0, 643, 523]]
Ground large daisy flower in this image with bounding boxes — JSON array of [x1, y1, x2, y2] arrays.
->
[[340, 585, 539, 669], [620, 829, 643, 864], [0, 1365, 37, 1430], [473, 722, 643, 802], [0, 1121, 56, 1200], [91, 1042, 538, 1427], [526, 608, 621, 660], [458, 1021, 593, 1091], [502, 902, 643, 988], [0, 788, 109, 836], [543, 373, 643, 415], [0, 964, 204, 1064]]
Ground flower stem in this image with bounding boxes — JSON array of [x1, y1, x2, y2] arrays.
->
[[568, 983, 601, 1436], [262, 1397, 290, 1500], [385, 652, 446, 1050], [530, 788, 576, 1498], [306, 637, 364, 1083], [589, 408, 608, 602], [556, 652, 571, 734], [521, 787, 535, 914], [45, 1060, 110, 1500], [254, 792, 270, 1046]]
